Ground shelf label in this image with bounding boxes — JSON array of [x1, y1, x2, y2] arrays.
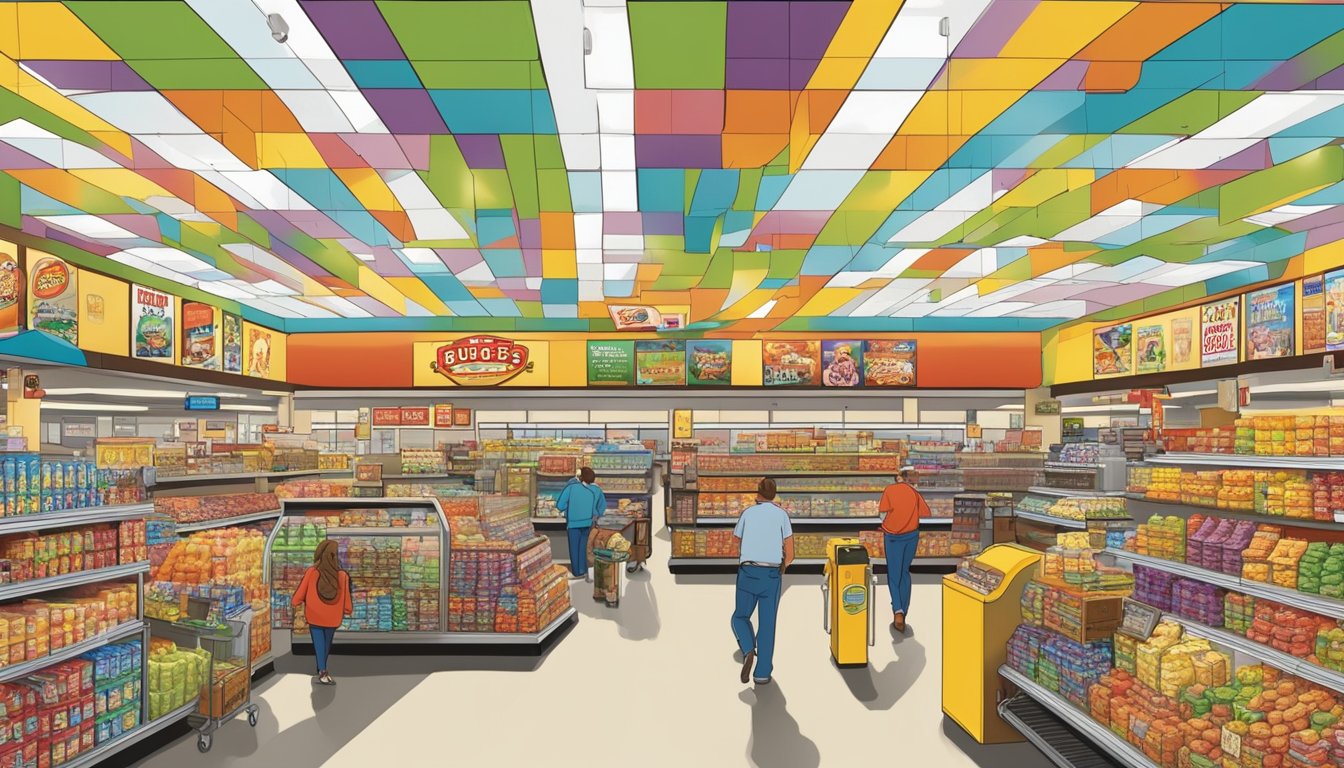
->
[[1117, 598, 1161, 640], [1221, 726, 1242, 759]]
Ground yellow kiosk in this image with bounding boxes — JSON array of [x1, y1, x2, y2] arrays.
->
[[942, 543, 1041, 743], [821, 538, 874, 666]]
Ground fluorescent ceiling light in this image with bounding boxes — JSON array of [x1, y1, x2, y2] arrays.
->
[[400, 248, 441, 265], [1061, 404, 1138, 413], [44, 388, 249, 399], [36, 215, 138, 240], [42, 402, 148, 413], [221, 404, 275, 413], [1169, 388, 1217, 399]]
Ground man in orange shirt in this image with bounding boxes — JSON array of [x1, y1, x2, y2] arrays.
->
[[878, 467, 928, 634]]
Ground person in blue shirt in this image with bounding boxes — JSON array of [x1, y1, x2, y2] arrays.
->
[[557, 466, 606, 582], [731, 477, 794, 686]]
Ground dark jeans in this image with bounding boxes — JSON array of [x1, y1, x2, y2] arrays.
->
[[884, 530, 920, 616], [567, 526, 591, 577], [731, 565, 782, 679], [310, 625, 337, 673]]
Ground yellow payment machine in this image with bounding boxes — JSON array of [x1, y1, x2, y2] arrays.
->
[[821, 538, 874, 666]]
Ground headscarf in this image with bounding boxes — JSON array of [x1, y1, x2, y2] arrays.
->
[[313, 539, 342, 603]]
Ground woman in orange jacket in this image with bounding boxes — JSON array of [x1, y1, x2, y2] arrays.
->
[[291, 539, 353, 685]]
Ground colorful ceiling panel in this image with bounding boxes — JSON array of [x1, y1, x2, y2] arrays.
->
[[2, 0, 1344, 333]]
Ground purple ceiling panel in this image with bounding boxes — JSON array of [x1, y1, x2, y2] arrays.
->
[[300, 0, 406, 60]]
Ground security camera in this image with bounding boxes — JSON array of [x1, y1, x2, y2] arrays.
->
[[267, 13, 289, 43]]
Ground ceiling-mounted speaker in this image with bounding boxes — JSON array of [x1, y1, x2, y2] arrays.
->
[[583, 28, 593, 55], [938, 17, 950, 37]]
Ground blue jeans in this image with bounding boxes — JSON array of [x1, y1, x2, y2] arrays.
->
[[731, 565, 782, 679], [884, 531, 920, 616], [310, 625, 337, 673], [567, 526, 591, 577]]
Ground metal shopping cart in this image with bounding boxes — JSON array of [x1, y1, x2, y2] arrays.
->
[[588, 517, 634, 606], [151, 599, 259, 753]]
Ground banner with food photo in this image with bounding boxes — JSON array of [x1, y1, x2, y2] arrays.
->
[[1245, 283, 1294, 360], [1326, 269, 1344, 352], [1304, 274, 1326, 354], [180, 302, 218, 369], [687, 340, 733, 386], [131, 284, 173, 361], [634, 340, 686, 386], [0, 241, 18, 338], [761, 341, 820, 386], [864, 340, 916, 387], [245, 324, 274, 378], [221, 313, 243, 373], [1136, 324, 1166, 373], [821, 341, 864, 387], [1200, 298, 1239, 365], [1093, 324, 1132, 376], [27, 252, 77, 345]]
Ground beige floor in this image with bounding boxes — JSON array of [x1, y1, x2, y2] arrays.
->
[[132, 525, 1055, 768]]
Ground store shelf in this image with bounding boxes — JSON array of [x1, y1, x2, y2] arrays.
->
[[999, 687, 1133, 768], [667, 556, 960, 570], [155, 469, 332, 484], [1028, 487, 1126, 498], [530, 517, 566, 530], [1106, 548, 1344, 620], [696, 471, 903, 478], [383, 474, 460, 481], [1013, 510, 1088, 529], [918, 487, 966, 494], [63, 701, 198, 768], [0, 620, 144, 685], [1000, 666, 1152, 768], [174, 509, 281, 533], [325, 526, 439, 537], [693, 516, 883, 526], [1157, 609, 1344, 694], [0, 503, 154, 535], [592, 468, 652, 476], [1146, 453, 1344, 471], [0, 561, 150, 602], [1124, 495, 1344, 530], [294, 608, 576, 646]]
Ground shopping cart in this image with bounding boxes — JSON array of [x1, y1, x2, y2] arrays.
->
[[588, 520, 633, 606], [151, 603, 259, 753]]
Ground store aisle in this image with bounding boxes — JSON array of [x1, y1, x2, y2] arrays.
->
[[133, 534, 1052, 768]]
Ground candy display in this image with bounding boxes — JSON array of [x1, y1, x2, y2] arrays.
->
[[698, 475, 889, 493], [1171, 579, 1226, 627], [153, 528, 267, 603], [0, 522, 145, 586], [1128, 515, 1187, 562], [1047, 497, 1129, 521], [400, 448, 447, 475], [274, 479, 355, 498], [153, 493, 278, 526], [693, 492, 879, 519], [697, 452, 901, 474], [1164, 415, 1344, 457], [0, 454, 143, 517]]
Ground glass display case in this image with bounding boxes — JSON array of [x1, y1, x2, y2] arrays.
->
[[265, 496, 574, 644]]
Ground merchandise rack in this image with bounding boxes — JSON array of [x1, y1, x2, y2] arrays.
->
[[1106, 547, 1344, 620], [1011, 509, 1089, 530], [267, 497, 577, 647], [1125, 494, 1344, 531], [999, 665, 1153, 768], [174, 509, 282, 533], [998, 693, 1132, 768], [155, 469, 340, 485], [1145, 453, 1344, 471], [1027, 487, 1126, 498], [666, 556, 961, 571], [0, 498, 175, 768], [689, 516, 954, 527]]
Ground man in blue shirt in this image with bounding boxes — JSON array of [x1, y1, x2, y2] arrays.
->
[[557, 467, 606, 582], [732, 477, 794, 685]]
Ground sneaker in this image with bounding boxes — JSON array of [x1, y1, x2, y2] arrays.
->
[[753, 676, 772, 685], [585, 572, 593, 583], [568, 573, 584, 581], [893, 613, 906, 633], [318, 673, 336, 686], [739, 650, 755, 684]]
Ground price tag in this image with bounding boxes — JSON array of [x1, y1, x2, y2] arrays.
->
[[1221, 726, 1242, 759], [1118, 599, 1160, 640]]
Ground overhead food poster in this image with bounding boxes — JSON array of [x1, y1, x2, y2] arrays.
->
[[1200, 298, 1239, 366], [222, 313, 243, 373], [1170, 315, 1194, 367], [634, 340, 686, 386], [1093, 324, 1132, 377], [821, 341, 863, 387], [1326, 269, 1344, 352], [244, 323, 275, 378], [1135, 325, 1165, 374], [864, 340, 916, 386], [762, 341, 820, 386], [1245, 283, 1294, 360], [131, 284, 173, 361], [27, 252, 77, 345], [180, 301, 218, 369], [1304, 274, 1326, 354], [586, 340, 635, 385], [0, 241, 18, 338], [687, 340, 732, 386]]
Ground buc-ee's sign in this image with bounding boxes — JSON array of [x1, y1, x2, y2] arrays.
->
[[429, 336, 532, 386]]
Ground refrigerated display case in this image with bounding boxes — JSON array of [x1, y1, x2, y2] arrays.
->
[[265, 497, 574, 645]]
